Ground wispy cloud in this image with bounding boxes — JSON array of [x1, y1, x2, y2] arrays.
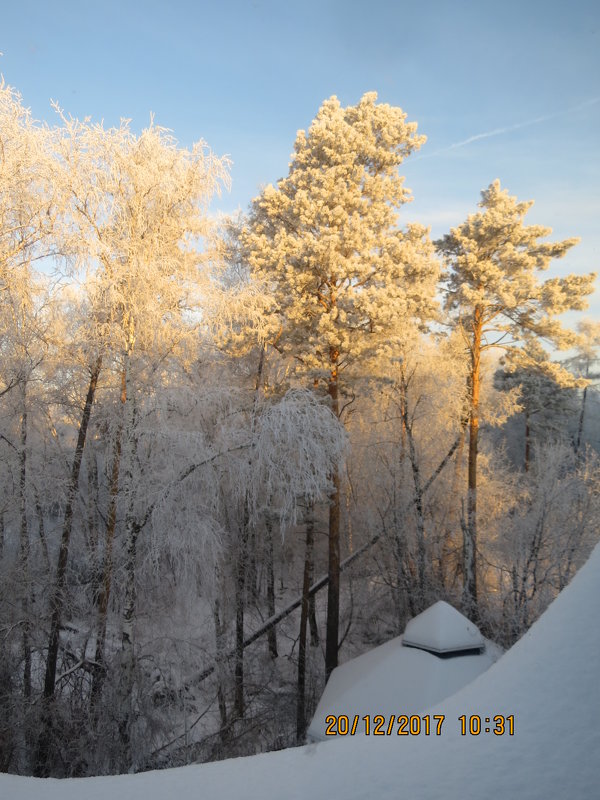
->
[[416, 98, 600, 160]]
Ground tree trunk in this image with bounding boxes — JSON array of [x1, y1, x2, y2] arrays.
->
[[120, 390, 139, 657], [212, 598, 229, 743], [440, 424, 466, 588], [91, 363, 126, 708], [118, 515, 139, 770], [35, 356, 102, 776], [234, 517, 248, 718], [34, 489, 50, 574], [575, 385, 588, 454], [86, 449, 100, 558], [233, 343, 267, 715], [325, 348, 341, 680], [307, 509, 319, 648], [399, 365, 426, 608], [465, 309, 482, 617], [118, 390, 141, 769], [524, 407, 531, 472], [265, 514, 278, 659], [18, 383, 31, 700], [296, 511, 315, 742]]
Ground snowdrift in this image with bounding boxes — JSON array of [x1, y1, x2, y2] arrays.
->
[[3, 544, 599, 799]]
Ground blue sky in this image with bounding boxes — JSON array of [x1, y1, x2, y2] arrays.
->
[[2, 0, 599, 317]]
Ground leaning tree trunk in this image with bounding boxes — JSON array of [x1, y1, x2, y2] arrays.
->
[[325, 348, 341, 680], [35, 356, 102, 776]]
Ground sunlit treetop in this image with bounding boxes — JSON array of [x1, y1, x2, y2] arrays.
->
[[242, 92, 438, 384], [436, 180, 596, 351]]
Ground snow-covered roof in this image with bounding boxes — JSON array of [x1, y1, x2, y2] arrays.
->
[[307, 602, 500, 741], [402, 600, 485, 654]]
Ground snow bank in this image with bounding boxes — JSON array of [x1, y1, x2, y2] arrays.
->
[[3, 544, 599, 799]]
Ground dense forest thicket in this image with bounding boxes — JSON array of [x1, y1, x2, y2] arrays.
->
[[1, 83, 598, 777]]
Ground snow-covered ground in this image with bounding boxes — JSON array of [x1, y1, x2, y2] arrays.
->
[[3, 543, 599, 799]]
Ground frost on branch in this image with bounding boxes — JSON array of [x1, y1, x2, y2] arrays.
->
[[143, 386, 347, 595], [252, 389, 349, 529]]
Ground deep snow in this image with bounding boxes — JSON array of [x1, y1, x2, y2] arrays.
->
[[3, 544, 599, 799]]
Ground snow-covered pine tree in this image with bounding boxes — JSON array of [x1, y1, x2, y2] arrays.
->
[[242, 92, 438, 676], [494, 339, 583, 470], [436, 180, 596, 617], [567, 319, 600, 452]]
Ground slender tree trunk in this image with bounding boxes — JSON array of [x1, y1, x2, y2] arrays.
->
[[234, 517, 248, 718], [391, 437, 409, 624], [265, 514, 278, 659], [399, 366, 426, 607], [35, 356, 102, 776], [307, 507, 319, 648], [118, 390, 141, 768], [524, 407, 531, 472], [212, 598, 229, 743], [440, 402, 469, 589], [120, 390, 139, 656], [34, 489, 50, 574], [575, 385, 588, 454], [233, 343, 267, 715], [325, 348, 341, 680], [399, 376, 407, 457], [18, 383, 31, 700], [121, 520, 139, 658], [86, 450, 99, 558], [465, 309, 482, 616], [296, 511, 315, 742], [118, 515, 139, 769], [246, 526, 259, 605], [90, 363, 126, 708]]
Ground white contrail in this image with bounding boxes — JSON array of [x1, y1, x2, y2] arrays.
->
[[416, 97, 600, 159]]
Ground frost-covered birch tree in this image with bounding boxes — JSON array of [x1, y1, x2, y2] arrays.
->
[[435, 180, 596, 616], [242, 92, 438, 676], [0, 80, 59, 396], [0, 81, 62, 766], [35, 112, 230, 775]]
